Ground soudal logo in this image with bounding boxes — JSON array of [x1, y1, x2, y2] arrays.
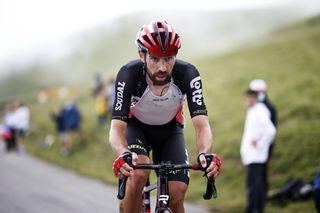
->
[[115, 82, 126, 111], [190, 76, 202, 106]]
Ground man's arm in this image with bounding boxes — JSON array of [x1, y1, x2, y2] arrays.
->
[[109, 119, 129, 156], [192, 115, 213, 154], [109, 119, 139, 177], [192, 115, 221, 178]]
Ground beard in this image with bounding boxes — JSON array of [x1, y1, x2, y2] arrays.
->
[[147, 70, 171, 86]]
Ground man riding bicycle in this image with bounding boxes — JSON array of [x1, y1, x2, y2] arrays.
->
[[109, 20, 221, 213]]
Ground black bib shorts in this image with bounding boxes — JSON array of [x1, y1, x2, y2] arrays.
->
[[126, 117, 190, 184]]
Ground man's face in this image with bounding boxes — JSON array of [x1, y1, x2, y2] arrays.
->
[[140, 53, 176, 86], [245, 94, 258, 108]]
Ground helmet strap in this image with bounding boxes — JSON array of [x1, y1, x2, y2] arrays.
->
[[142, 53, 147, 76]]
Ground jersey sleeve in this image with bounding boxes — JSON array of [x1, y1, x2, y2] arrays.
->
[[111, 66, 135, 122], [183, 64, 208, 118]]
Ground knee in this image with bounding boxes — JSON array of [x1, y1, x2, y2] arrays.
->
[[169, 182, 187, 207], [129, 169, 150, 187]]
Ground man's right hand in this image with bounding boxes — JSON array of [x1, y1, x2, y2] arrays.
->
[[113, 151, 138, 178]]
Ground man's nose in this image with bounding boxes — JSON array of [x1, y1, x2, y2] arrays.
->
[[158, 59, 167, 71]]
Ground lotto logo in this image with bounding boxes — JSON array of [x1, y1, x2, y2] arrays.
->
[[190, 76, 202, 106]]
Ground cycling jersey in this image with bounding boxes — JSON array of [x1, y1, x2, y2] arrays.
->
[[112, 59, 208, 126]]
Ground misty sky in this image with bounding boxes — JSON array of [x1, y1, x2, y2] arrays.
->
[[1, 0, 320, 76]]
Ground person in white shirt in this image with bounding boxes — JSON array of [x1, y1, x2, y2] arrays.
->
[[14, 103, 30, 154], [241, 89, 276, 213], [3, 103, 18, 151]]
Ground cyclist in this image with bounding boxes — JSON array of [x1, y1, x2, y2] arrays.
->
[[109, 20, 221, 213]]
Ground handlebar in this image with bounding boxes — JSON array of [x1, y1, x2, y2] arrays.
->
[[133, 162, 201, 170], [117, 161, 217, 200]]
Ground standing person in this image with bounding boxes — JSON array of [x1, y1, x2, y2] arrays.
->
[[240, 89, 276, 213], [109, 20, 221, 213], [60, 100, 83, 156], [3, 103, 18, 152], [249, 79, 277, 194], [14, 102, 30, 154]]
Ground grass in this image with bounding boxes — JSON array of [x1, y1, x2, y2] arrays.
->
[[13, 15, 320, 212]]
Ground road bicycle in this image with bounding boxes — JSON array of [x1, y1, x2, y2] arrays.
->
[[117, 156, 217, 213]]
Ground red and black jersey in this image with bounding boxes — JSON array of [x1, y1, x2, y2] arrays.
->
[[112, 59, 207, 126]]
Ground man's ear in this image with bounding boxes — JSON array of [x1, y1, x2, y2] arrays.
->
[[138, 51, 146, 62]]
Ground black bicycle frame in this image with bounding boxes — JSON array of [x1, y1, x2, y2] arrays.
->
[[156, 164, 171, 212]]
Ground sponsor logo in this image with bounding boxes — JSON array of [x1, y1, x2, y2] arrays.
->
[[159, 195, 169, 205], [192, 109, 207, 115], [190, 76, 202, 105], [115, 82, 126, 111], [153, 97, 169, 102], [128, 144, 147, 153]]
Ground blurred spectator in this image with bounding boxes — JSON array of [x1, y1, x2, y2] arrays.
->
[[3, 103, 18, 152], [59, 100, 84, 156], [50, 106, 66, 142], [0, 124, 14, 151], [95, 89, 108, 127], [14, 102, 30, 154], [249, 79, 277, 194], [240, 89, 277, 213], [106, 78, 115, 113], [93, 73, 105, 97]]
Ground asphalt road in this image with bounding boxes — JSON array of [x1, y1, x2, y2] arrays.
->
[[0, 145, 212, 213]]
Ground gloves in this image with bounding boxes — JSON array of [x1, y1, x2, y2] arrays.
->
[[197, 153, 221, 176], [113, 152, 132, 177]]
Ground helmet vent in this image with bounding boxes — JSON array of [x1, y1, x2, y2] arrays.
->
[[143, 35, 152, 46]]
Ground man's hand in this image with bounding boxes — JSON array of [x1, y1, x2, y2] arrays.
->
[[113, 152, 138, 178], [198, 153, 221, 179]]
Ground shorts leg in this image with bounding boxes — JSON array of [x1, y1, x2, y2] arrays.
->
[[125, 121, 150, 156], [152, 127, 189, 184]]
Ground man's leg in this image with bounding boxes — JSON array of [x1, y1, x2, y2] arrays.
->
[[120, 155, 150, 213], [254, 164, 266, 213], [155, 125, 188, 213], [245, 164, 255, 213], [168, 181, 188, 213]]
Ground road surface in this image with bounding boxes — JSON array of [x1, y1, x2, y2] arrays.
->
[[0, 146, 212, 213]]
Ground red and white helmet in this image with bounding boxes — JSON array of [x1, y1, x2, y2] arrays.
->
[[135, 20, 181, 57]]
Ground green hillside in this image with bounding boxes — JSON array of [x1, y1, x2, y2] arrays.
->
[[10, 15, 320, 213]]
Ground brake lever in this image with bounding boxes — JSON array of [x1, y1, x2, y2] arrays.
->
[[116, 155, 132, 200], [203, 175, 218, 199], [199, 155, 218, 199], [117, 177, 128, 200]]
